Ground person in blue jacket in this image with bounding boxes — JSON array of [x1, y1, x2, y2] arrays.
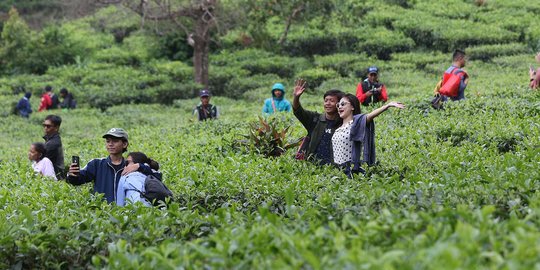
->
[[262, 83, 291, 115], [16, 92, 32, 118], [67, 128, 154, 203]]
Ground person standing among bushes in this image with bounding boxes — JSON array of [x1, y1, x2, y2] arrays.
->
[[356, 66, 388, 106], [293, 79, 344, 165], [436, 50, 469, 101], [28, 142, 57, 180], [193, 89, 219, 121], [529, 52, 540, 89], [332, 94, 404, 177], [38, 86, 52, 112], [262, 83, 292, 115], [67, 128, 155, 203], [42, 115, 65, 180], [38, 85, 60, 111], [16, 92, 32, 118], [59, 88, 77, 109]]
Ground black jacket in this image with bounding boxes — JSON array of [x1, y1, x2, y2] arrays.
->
[[43, 133, 65, 179]]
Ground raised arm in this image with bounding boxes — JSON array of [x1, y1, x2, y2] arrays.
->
[[292, 79, 307, 110], [366, 101, 405, 123]]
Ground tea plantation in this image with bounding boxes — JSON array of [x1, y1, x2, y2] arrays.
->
[[1, 0, 540, 268]]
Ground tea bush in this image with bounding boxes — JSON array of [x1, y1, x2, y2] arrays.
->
[[355, 26, 414, 59], [295, 68, 340, 89], [466, 43, 529, 61], [314, 53, 371, 77], [2, 1, 540, 268]]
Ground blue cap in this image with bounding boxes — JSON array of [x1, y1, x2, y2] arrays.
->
[[199, 89, 211, 97], [368, 66, 379, 74], [272, 83, 285, 91]]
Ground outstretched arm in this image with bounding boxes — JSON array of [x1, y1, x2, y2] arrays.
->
[[292, 79, 307, 110], [366, 101, 405, 123]]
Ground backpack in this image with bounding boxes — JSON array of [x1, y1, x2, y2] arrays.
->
[[129, 174, 174, 206], [439, 67, 467, 97]]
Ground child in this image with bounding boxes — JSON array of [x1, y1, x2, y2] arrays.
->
[[28, 142, 57, 180]]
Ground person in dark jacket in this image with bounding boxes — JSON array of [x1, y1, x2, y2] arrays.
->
[[59, 88, 77, 109], [16, 92, 32, 118], [42, 115, 65, 179], [193, 89, 219, 121], [293, 79, 344, 165], [67, 128, 154, 203]]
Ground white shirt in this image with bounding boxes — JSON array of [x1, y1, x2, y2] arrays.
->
[[32, 157, 57, 180], [331, 120, 353, 165]]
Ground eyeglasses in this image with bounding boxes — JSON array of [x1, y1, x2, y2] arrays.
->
[[336, 101, 350, 108], [42, 124, 54, 128]]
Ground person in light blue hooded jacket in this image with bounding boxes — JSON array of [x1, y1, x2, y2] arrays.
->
[[262, 83, 292, 115]]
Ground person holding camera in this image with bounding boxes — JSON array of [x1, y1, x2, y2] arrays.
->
[[67, 128, 155, 203], [355, 66, 388, 106]]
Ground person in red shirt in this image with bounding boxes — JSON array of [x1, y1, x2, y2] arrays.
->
[[38, 86, 53, 112], [355, 66, 388, 106]]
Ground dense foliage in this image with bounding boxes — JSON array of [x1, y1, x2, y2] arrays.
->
[[1, 0, 540, 268]]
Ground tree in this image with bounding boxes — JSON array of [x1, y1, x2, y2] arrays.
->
[[97, 0, 218, 88], [241, 0, 332, 50]]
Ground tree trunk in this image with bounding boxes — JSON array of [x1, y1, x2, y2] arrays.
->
[[192, 4, 212, 89], [192, 34, 209, 88]]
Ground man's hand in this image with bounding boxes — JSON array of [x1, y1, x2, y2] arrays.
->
[[293, 79, 307, 98], [122, 163, 140, 176], [68, 163, 79, 177]]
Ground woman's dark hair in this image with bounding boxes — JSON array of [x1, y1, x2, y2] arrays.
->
[[32, 142, 46, 161], [127, 152, 159, 170], [343, 93, 361, 115]]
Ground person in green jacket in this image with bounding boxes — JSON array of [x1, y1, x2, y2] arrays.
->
[[293, 79, 344, 165]]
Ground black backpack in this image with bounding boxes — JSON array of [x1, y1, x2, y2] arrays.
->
[[129, 175, 174, 206]]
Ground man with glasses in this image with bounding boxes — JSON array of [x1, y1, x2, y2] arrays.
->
[[42, 115, 65, 179], [355, 66, 388, 106], [293, 79, 344, 165]]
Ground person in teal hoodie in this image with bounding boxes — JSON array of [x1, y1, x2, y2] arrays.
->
[[262, 83, 292, 115]]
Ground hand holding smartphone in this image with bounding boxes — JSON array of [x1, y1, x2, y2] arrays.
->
[[69, 156, 80, 176]]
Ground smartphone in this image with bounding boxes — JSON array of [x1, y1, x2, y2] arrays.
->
[[72, 156, 80, 167]]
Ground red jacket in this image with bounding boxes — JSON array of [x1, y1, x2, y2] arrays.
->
[[38, 93, 52, 112], [356, 80, 388, 106]]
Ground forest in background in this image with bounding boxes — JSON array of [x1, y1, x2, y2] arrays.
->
[[1, 0, 539, 112]]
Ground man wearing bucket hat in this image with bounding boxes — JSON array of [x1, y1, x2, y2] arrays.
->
[[67, 128, 154, 203], [262, 83, 292, 115], [355, 66, 388, 106], [193, 89, 219, 121]]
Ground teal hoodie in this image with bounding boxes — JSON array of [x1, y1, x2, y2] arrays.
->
[[262, 84, 291, 115]]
